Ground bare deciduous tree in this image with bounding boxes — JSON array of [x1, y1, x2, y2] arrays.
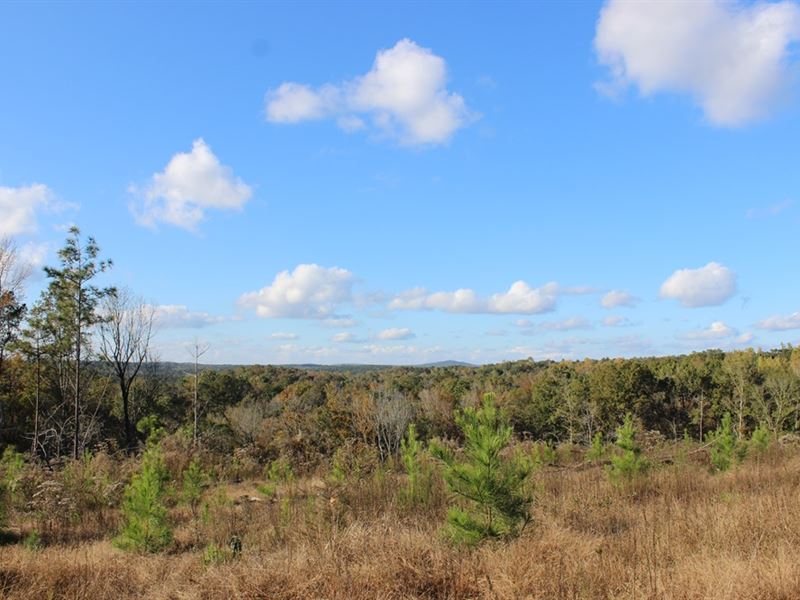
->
[[98, 288, 156, 451], [371, 386, 413, 461], [0, 237, 31, 380]]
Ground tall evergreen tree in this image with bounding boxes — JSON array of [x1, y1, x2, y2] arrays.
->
[[42, 227, 113, 459]]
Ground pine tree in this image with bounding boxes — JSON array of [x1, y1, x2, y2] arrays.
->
[[431, 394, 532, 545], [41, 227, 113, 459], [115, 445, 172, 552], [608, 413, 648, 484], [709, 412, 739, 472], [400, 423, 425, 505]]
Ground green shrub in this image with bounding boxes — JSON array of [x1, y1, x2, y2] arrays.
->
[[115, 445, 172, 553], [400, 423, 432, 506], [256, 482, 276, 499], [608, 414, 648, 484], [202, 541, 229, 566], [749, 424, 771, 457], [266, 456, 294, 484], [431, 393, 533, 546], [587, 432, 605, 462], [708, 413, 739, 472], [22, 531, 42, 550], [330, 448, 347, 484], [532, 441, 558, 467], [182, 459, 208, 518]]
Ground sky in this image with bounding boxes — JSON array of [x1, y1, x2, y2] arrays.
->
[[1, 0, 800, 365]]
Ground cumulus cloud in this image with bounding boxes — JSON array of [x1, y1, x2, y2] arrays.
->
[[660, 262, 737, 307], [0, 184, 55, 237], [601, 290, 638, 309], [239, 264, 355, 319], [756, 311, 800, 330], [389, 281, 564, 315], [152, 304, 226, 329], [131, 139, 252, 231], [595, 0, 800, 125], [682, 320, 737, 340], [376, 327, 415, 341], [265, 39, 470, 145]]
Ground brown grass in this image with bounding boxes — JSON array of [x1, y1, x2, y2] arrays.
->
[[3, 449, 800, 599]]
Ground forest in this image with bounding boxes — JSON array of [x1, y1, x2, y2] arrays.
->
[[2, 229, 800, 599]]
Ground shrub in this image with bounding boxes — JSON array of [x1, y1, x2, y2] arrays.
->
[[202, 541, 229, 566], [1, 447, 26, 505], [749, 424, 771, 457], [182, 458, 208, 518], [431, 393, 533, 546], [709, 413, 739, 472], [398, 423, 435, 508], [115, 445, 172, 552], [22, 531, 42, 550], [267, 456, 294, 484], [532, 441, 558, 467], [608, 414, 648, 484], [587, 432, 604, 462]]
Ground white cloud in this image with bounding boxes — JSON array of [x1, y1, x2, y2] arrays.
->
[[603, 315, 633, 327], [660, 262, 737, 307], [389, 281, 562, 315], [683, 321, 737, 340], [265, 39, 470, 145], [323, 317, 358, 328], [601, 289, 638, 309], [131, 139, 252, 231], [18, 242, 49, 270], [152, 304, 225, 329], [595, 0, 800, 125], [539, 316, 591, 332], [332, 332, 359, 343], [756, 311, 800, 330], [266, 83, 338, 122], [376, 327, 415, 341], [0, 184, 54, 237], [269, 332, 298, 340], [239, 264, 355, 319]]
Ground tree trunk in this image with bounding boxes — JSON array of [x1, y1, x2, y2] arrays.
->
[[121, 382, 132, 452], [73, 287, 82, 460], [193, 355, 198, 446], [32, 339, 40, 458]]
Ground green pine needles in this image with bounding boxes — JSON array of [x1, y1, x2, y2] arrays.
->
[[608, 414, 649, 484], [708, 412, 741, 472], [400, 423, 434, 507], [431, 394, 533, 546], [115, 445, 172, 552]]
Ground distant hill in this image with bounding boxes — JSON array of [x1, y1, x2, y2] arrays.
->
[[416, 360, 475, 368], [140, 360, 476, 376]]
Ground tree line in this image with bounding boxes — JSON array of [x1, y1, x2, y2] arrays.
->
[[1, 229, 800, 469]]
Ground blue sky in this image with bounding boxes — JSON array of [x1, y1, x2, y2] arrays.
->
[[2, 0, 800, 364]]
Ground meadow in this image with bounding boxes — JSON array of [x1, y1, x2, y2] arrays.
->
[[2, 425, 799, 600]]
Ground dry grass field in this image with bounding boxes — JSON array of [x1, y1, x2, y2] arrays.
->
[[2, 444, 800, 600]]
